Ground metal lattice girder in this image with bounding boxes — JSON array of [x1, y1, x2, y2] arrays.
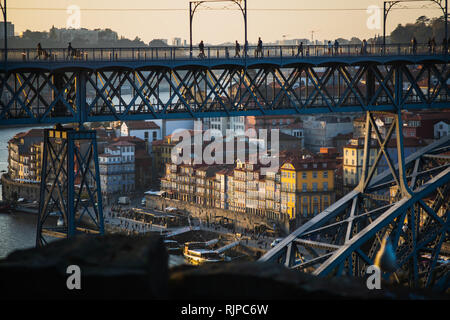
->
[[260, 120, 450, 291], [36, 128, 104, 247], [0, 57, 448, 125]]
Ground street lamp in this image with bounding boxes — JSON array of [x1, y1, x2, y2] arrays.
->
[[189, 0, 247, 58], [383, 0, 448, 54], [0, 0, 7, 64]]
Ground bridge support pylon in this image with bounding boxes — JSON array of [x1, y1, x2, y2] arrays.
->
[[260, 110, 450, 292], [36, 127, 104, 247]]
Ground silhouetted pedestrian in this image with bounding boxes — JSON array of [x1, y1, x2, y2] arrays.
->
[[35, 43, 43, 60], [256, 37, 263, 58], [361, 39, 368, 55], [235, 40, 241, 57], [296, 42, 303, 57], [198, 40, 205, 58], [431, 37, 436, 54], [411, 37, 417, 55], [334, 40, 339, 55]]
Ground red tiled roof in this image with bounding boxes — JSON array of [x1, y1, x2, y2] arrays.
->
[[15, 129, 44, 139], [113, 136, 145, 143], [124, 121, 160, 130], [110, 141, 135, 147]]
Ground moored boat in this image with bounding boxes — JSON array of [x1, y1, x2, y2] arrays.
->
[[183, 242, 224, 265], [164, 239, 182, 254]]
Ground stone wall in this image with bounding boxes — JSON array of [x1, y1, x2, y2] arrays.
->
[[145, 194, 291, 234], [0, 234, 446, 300], [1, 174, 40, 202]]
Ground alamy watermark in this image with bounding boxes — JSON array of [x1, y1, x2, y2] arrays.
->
[[67, 5, 81, 29], [367, 5, 382, 30], [366, 265, 381, 290], [171, 122, 280, 174], [66, 265, 81, 290]]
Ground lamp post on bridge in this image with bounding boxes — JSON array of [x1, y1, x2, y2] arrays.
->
[[0, 0, 7, 65], [383, 0, 448, 55], [189, 0, 247, 58]]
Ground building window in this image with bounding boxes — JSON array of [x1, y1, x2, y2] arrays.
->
[[302, 183, 307, 192], [312, 172, 318, 179], [312, 183, 318, 192], [302, 172, 307, 179], [323, 171, 328, 178], [153, 131, 157, 140], [323, 182, 328, 191]]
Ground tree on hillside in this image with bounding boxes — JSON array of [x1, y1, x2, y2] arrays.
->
[[349, 37, 362, 44], [390, 15, 446, 43]]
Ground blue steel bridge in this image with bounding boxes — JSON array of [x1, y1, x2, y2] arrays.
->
[[1, 43, 448, 124], [0, 43, 449, 291]]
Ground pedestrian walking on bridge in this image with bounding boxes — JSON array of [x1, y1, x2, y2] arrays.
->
[[198, 40, 206, 58], [235, 40, 241, 58], [334, 40, 339, 55], [296, 42, 304, 57]]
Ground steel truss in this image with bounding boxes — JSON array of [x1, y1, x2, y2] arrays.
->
[[0, 60, 448, 125], [36, 128, 104, 247], [260, 111, 450, 291]]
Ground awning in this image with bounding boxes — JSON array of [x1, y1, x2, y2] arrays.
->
[[144, 190, 165, 196]]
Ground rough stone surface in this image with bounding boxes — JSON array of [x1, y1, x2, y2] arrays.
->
[[168, 262, 448, 300], [0, 234, 168, 299], [0, 234, 447, 300]]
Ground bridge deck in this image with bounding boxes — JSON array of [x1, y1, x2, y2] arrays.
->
[[2, 44, 448, 71]]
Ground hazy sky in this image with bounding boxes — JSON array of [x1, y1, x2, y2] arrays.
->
[[7, 0, 444, 44]]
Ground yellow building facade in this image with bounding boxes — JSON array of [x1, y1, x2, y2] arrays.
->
[[281, 157, 336, 221]]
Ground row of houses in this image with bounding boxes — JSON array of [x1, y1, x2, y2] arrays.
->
[[161, 150, 336, 227]]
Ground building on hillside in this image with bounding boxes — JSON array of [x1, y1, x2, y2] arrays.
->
[[280, 155, 336, 225], [332, 133, 353, 156], [342, 137, 427, 191], [98, 141, 135, 204], [152, 133, 187, 183], [2, 129, 44, 202], [120, 121, 161, 153], [7, 129, 44, 183], [160, 149, 336, 230], [0, 21, 14, 39], [357, 111, 450, 141], [202, 116, 246, 136], [303, 115, 354, 152], [434, 120, 449, 139]]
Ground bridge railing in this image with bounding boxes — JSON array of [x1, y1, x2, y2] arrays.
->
[[1, 43, 446, 63]]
